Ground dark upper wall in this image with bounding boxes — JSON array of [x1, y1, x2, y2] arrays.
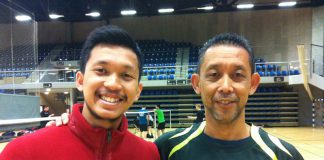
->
[[0, 22, 37, 49], [35, 7, 313, 62], [111, 8, 312, 62], [37, 21, 106, 44]]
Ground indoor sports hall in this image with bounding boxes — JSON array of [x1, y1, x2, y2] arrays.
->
[[0, 0, 324, 159]]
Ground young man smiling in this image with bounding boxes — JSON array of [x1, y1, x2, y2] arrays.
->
[[155, 33, 303, 160], [0, 25, 159, 160]]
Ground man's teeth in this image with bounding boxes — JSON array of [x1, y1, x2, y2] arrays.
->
[[219, 100, 232, 104], [100, 96, 120, 103]]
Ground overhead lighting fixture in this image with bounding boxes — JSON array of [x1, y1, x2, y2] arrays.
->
[[85, 12, 100, 17], [48, 72, 57, 75], [49, 14, 64, 19], [15, 15, 32, 21], [64, 91, 69, 94], [158, 8, 174, 13], [44, 91, 49, 95], [237, 4, 254, 9], [197, 6, 214, 10], [121, 10, 137, 16], [46, 88, 51, 92], [278, 1, 297, 7]]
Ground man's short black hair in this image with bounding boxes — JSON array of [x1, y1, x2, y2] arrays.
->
[[80, 25, 143, 81], [197, 33, 254, 74]]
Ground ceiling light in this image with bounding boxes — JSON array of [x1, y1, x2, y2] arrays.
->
[[46, 88, 51, 92], [85, 12, 100, 17], [44, 91, 49, 95], [278, 1, 297, 7], [64, 91, 69, 94], [15, 15, 32, 21], [49, 14, 64, 19], [237, 4, 254, 9], [197, 6, 214, 10], [158, 8, 174, 13], [121, 10, 137, 16]]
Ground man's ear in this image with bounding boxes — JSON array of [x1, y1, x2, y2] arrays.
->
[[249, 73, 261, 95], [134, 83, 143, 101], [76, 71, 84, 92], [191, 74, 201, 95]]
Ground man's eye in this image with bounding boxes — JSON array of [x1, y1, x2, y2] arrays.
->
[[208, 72, 218, 77], [234, 72, 245, 78], [95, 68, 106, 73], [122, 73, 134, 79]]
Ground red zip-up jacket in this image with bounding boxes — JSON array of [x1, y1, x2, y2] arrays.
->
[[0, 104, 160, 160]]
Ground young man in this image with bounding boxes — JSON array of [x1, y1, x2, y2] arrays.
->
[[155, 33, 303, 160], [154, 104, 165, 137], [0, 25, 159, 160], [187, 104, 204, 123], [39, 105, 54, 128], [138, 106, 149, 138], [147, 112, 154, 138]]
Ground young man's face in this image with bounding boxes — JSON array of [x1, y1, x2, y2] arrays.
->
[[76, 44, 142, 127], [192, 45, 260, 124]]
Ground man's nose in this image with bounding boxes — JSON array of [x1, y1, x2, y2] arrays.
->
[[217, 75, 234, 94], [103, 74, 122, 90]]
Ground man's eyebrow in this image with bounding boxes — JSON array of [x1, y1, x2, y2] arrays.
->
[[94, 60, 108, 66], [206, 64, 220, 71], [234, 65, 247, 71], [94, 60, 134, 71]]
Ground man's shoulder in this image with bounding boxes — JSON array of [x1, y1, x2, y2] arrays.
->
[[8, 126, 68, 144], [155, 122, 204, 147], [0, 126, 70, 159], [257, 127, 304, 159]]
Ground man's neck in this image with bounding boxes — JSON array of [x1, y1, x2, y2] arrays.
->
[[204, 117, 250, 141], [81, 106, 123, 130]]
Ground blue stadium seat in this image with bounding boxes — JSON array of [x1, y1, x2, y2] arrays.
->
[[158, 75, 163, 80], [168, 74, 175, 80], [164, 68, 169, 74], [256, 65, 262, 71], [294, 69, 300, 75], [282, 70, 288, 76], [148, 75, 152, 80], [170, 68, 175, 74], [187, 74, 192, 79], [258, 71, 264, 77], [143, 69, 148, 75], [159, 69, 164, 74], [262, 65, 266, 70], [188, 68, 194, 74]]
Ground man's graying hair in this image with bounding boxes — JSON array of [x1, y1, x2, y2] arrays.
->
[[197, 33, 255, 74]]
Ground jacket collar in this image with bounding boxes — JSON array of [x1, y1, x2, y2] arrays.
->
[[68, 103, 128, 149]]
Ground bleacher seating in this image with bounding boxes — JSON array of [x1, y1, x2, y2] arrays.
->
[[55, 43, 82, 61], [127, 84, 299, 128], [255, 59, 300, 77]]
